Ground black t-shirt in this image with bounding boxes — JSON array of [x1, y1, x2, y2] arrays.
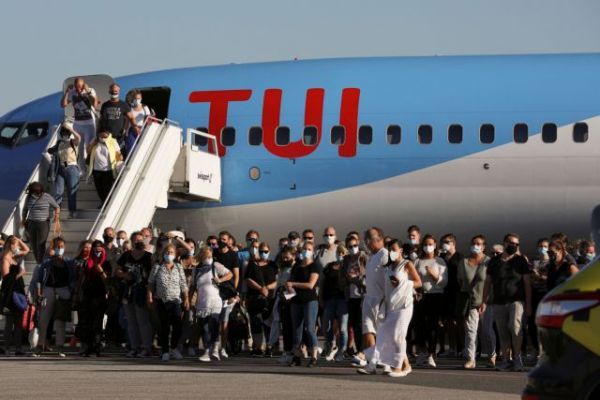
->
[[246, 261, 277, 297], [215, 250, 240, 272], [322, 261, 346, 301], [487, 255, 530, 304], [46, 260, 70, 288], [546, 260, 573, 291], [290, 262, 322, 303], [117, 251, 153, 289], [100, 100, 130, 139]]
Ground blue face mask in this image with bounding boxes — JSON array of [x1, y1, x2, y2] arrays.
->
[[260, 252, 270, 261], [302, 250, 313, 260], [538, 247, 548, 256], [586, 253, 595, 261], [164, 254, 175, 263], [55, 248, 65, 257], [336, 254, 344, 262], [470, 245, 482, 255]]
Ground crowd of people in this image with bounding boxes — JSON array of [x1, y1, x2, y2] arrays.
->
[[0, 224, 592, 376]]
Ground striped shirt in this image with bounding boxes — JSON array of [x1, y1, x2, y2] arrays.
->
[[148, 263, 188, 303], [22, 193, 59, 222]]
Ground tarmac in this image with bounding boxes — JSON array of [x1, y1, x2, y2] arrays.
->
[[0, 352, 527, 400]]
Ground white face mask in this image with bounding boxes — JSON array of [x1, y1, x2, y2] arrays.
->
[[409, 238, 419, 246], [409, 252, 418, 261], [116, 238, 124, 247], [324, 235, 335, 245], [55, 248, 64, 257], [442, 243, 451, 252], [349, 245, 359, 255], [132, 98, 142, 107], [423, 245, 435, 254], [98, 137, 106, 143], [290, 239, 299, 247], [470, 245, 482, 254], [389, 251, 399, 262], [204, 258, 213, 265]]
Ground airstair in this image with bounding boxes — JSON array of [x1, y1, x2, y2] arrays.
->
[[1, 118, 221, 265]]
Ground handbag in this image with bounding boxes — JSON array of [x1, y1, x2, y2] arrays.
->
[[455, 259, 485, 318], [11, 292, 28, 313], [211, 264, 238, 300]]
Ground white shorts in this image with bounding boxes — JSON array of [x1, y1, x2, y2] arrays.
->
[[362, 296, 383, 335]]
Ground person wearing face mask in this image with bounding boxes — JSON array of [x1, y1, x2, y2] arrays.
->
[[413, 234, 447, 368], [48, 122, 82, 218], [100, 83, 140, 153], [246, 242, 278, 357], [115, 230, 128, 250], [87, 129, 122, 204], [76, 240, 109, 357], [321, 244, 350, 362], [356, 227, 389, 375], [22, 182, 60, 263], [343, 235, 367, 365], [546, 240, 579, 291], [33, 237, 75, 357], [140, 227, 155, 253], [0, 236, 30, 356], [124, 90, 153, 155], [316, 226, 339, 274], [481, 233, 532, 372], [287, 231, 301, 252], [528, 238, 550, 360], [61, 77, 98, 171], [301, 229, 315, 247], [147, 244, 189, 362], [269, 246, 297, 364], [100, 227, 125, 349], [177, 249, 199, 356], [407, 225, 421, 247], [286, 241, 322, 367], [438, 233, 463, 358], [376, 239, 422, 377], [457, 235, 490, 369], [576, 240, 596, 267], [116, 232, 154, 357], [237, 230, 260, 300], [190, 247, 233, 362], [214, 231, 240, 359]]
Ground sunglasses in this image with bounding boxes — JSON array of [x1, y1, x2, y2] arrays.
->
[[303, 236, 314, 240], [323, 234, 335, 237], [259, 250, 269, 254], [246, 237, 257, 242]]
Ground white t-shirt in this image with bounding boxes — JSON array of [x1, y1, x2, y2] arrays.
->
[[93, 142, 110, 171], [193, 262, 230, 317], [365, 247, 389, 300], [131, 106, 151, 128], [415, 257, 448, 294], [385, 260, 414, 310]]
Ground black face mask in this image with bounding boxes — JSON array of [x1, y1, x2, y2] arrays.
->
[[218, 241, 228, 249], [506, 244, 518, 256], [103, 235, 114, 244], [548, 251, 558, 263], [134, 241, 145, 250]]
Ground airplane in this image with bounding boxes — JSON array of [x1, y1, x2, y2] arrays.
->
[[1, 53, 599, 253]]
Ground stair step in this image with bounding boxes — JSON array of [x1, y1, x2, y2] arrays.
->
[[60, 209, 99, 221], [59, 218, 96, 231]]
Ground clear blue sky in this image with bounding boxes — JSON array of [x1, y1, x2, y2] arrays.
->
[[1, 0, 599, 115]]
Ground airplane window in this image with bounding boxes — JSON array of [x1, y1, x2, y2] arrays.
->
[[194, 126, 208, 147], [303, 126, 318, 145], [542, 123, 557, 143], [448, 124, 463, 144], [480, 124, 495, 144], [221, 126, 236, 147], [331, 125, 346, 145], [514, 123, 528, 143], [573, 122, 589, 143], [276, 126, 290, 145], [0, 124, 23, 147], [387, 125, 401, 145], [418, 125, 432, 144], [9, 122, 48, 147], [249, 126, 262, 146], [359, 125, 373, 145]]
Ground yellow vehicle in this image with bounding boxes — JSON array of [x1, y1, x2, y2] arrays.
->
[[523, 208, 600, 400]]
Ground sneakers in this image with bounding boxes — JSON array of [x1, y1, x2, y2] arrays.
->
[[383, 365, 392, 374], [334, 350, 345, 362], [170, 349, 184, 360], [220, 348, 229, 359], [137, 349, 151, 358], [351, 355, 367, 367], [211, 348, 221, 360], [403, 366, 413, 376], [324, 347, 337, 361], [307, 357, 318, 368], [495, 360, 513, 372], [426, 355, 437, 368], [198, 351, 211, 362], [126, 350, 137, 358], [389, 369, 408, 378], [263, 347, 272, 358], [57, 351, 66, 358], [356, 363, 377, 375], [161, 353, 170, 362], [464, 359, 476, 369], [250, 348, 263, 357], [187, 347, 196, 357], [512, 357, 524, 372], [288, 355, 302, 367]]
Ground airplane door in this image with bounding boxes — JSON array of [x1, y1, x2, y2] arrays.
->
[[62, 74, 114, 119]]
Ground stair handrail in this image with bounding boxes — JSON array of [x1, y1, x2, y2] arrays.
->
[[1, 120, 70, 236], [86, 117, 180, 240]]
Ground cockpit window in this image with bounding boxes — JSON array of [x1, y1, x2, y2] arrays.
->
[[0, 122, 48, 147]]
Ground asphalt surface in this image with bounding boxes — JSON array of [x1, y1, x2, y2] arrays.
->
[[0, 352, 527, 400]]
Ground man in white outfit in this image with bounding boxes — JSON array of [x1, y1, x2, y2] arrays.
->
[[357, 227, 388, 375]]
